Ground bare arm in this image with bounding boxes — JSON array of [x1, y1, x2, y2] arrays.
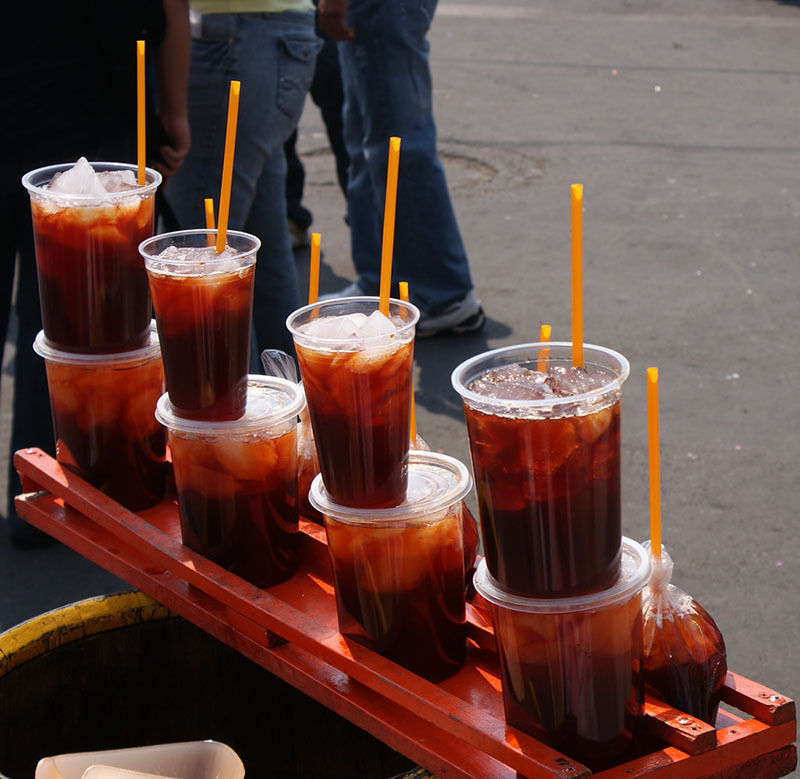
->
[[154, 0, 191, 179]]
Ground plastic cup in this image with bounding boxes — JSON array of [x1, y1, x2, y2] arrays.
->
[[33, 326, 168, 511], [156, 376, 305, 588], [309, 451, 471, 682], [452, 342, 630, 597], [287, 297, 420, 508], [22, 161, 162, 353], [140, 229, 258, 421], [473, 537, 651, 767]]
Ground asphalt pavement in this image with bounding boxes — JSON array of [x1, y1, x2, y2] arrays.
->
[[2, 0, 798, 772]]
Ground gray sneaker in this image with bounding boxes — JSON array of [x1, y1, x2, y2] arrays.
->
[[318, 280, 368, 300], [416, 290, 486, 338]]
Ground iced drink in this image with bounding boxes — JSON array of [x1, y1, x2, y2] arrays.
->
[[33, 327, 168, 511], [452, 343, 629, 597], [156, 376, 305, 588], [140, 229, 258, 421], [287, 297, 419, 508], [309, 451, 471, 681], [22, 159, 161, 353], [473, 538, 651, 767]]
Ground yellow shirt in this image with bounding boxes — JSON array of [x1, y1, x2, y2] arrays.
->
[[192, 0, 314, 13]]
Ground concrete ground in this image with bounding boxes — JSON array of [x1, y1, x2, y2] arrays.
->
[[2, 0, 797, 771]]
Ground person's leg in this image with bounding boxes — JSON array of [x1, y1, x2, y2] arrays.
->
[[167, 12, 319, 354], [284, 128, 313, 240], [310, 39, 349, 198], [6, 191, 54, 546], [341, 0, 476, 315]]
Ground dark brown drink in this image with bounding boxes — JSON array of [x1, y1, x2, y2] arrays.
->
[[34, 329, 168, 511], [23, 160, 160, 353], [452, 343, 629, 597], [156, 377, 305, 588], [288, 299, 419, 508]]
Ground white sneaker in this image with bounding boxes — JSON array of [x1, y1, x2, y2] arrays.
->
[[416, 290, 486, 338], [318, 280, 368, 301]]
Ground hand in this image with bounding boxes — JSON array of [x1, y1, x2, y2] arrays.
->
[[154, 114, 191, 180], [318, 0, 353, 41]]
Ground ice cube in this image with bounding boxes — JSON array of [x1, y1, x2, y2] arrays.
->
[[47, 157, 108, 197], [546, 365, 609, 397], [97, 168, 138, 192], [469, 364, 553, 401], [299, 312, 368, 341], [358, 310, 397, 337]]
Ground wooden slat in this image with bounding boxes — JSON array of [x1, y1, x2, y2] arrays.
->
[[12, 448, 797, 779]]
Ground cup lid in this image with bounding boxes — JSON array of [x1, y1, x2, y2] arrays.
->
[[473, 537, 652, 613], [33, 325, 160, 366], [155, 376, 305, 435], [308, 450, 472, 525]]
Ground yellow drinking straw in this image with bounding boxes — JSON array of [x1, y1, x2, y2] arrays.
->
[[308, 233, 321, 304], [204, 198, 215, 245], [136, 40, 146, 186], [379, 137, 401, 316], [571, 183, 584, 367], [399, 281, 416, 443], [647, 367, 662, 557], [216, 80, 241, 254], [537, 324, 551, 373]]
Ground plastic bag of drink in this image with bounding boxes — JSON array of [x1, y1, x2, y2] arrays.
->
[[641, 541, 728, 724]]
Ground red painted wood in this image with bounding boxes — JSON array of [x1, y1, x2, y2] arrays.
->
[[13, 449, 798, 779]]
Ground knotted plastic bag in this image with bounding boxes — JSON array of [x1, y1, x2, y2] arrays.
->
[[641, 541, 727, 724]]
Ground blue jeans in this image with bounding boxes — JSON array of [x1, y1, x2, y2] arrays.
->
[[166, 12, 321, 356], [338, 0, 474, 314]]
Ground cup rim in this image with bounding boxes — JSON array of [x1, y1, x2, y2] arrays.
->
[[451, 341, 630, 411], [32, 326, 161, 366], [138, 228, 261, 264], [286, 296, 421, 345], [308, 450, 472, 524], [473, 537, 651, 613], [21, 161, 162, 200], [155, 375, 305, 435]]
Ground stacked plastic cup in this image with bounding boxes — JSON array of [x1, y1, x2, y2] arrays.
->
[[140, 229, 306, 588], [452, 342, 650, 766], [22, 160, 168, 510], [288, 297, 472, 682]]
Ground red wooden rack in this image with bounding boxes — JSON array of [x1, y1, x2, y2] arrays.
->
[[13, 448, 797, 778]]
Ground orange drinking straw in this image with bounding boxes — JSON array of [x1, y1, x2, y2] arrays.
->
[[379, 137, 401, 316], [215, 80, 241, 254], [204, 198, 215, 246], [571, 183, 584, 367], [136, 40, 146, 186], [647, 366, 662, 558], [308, 233, 321, 304], [398, 281, 416, 442], [537, 324, 552, 372]]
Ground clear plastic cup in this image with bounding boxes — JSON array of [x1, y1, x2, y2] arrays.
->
[[287, 297, 420, 509], [452, 342, 630, 597], [473, 537, 651, 767], [140, 229, 259, 421], [309, 451, 471, 682], [22, 161, 162, 353], [33, 326, 168, 511], [156, 376, 305, 588]]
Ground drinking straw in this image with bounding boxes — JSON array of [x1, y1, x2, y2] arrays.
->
[[204, 198, 215, 246], [399, 281, 417, 443], [215, 80, 241, 254], [647, 366, 662, 558], [136, 40, 146, 186], [379, 137, 401, 316], [537, 323, 552, 372], [571, 183, 583, 367], [308, 233, 321, 304]]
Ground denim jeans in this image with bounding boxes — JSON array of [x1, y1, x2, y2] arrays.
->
[[166, 12, 320, 356], [338, 0, 474, 314]]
